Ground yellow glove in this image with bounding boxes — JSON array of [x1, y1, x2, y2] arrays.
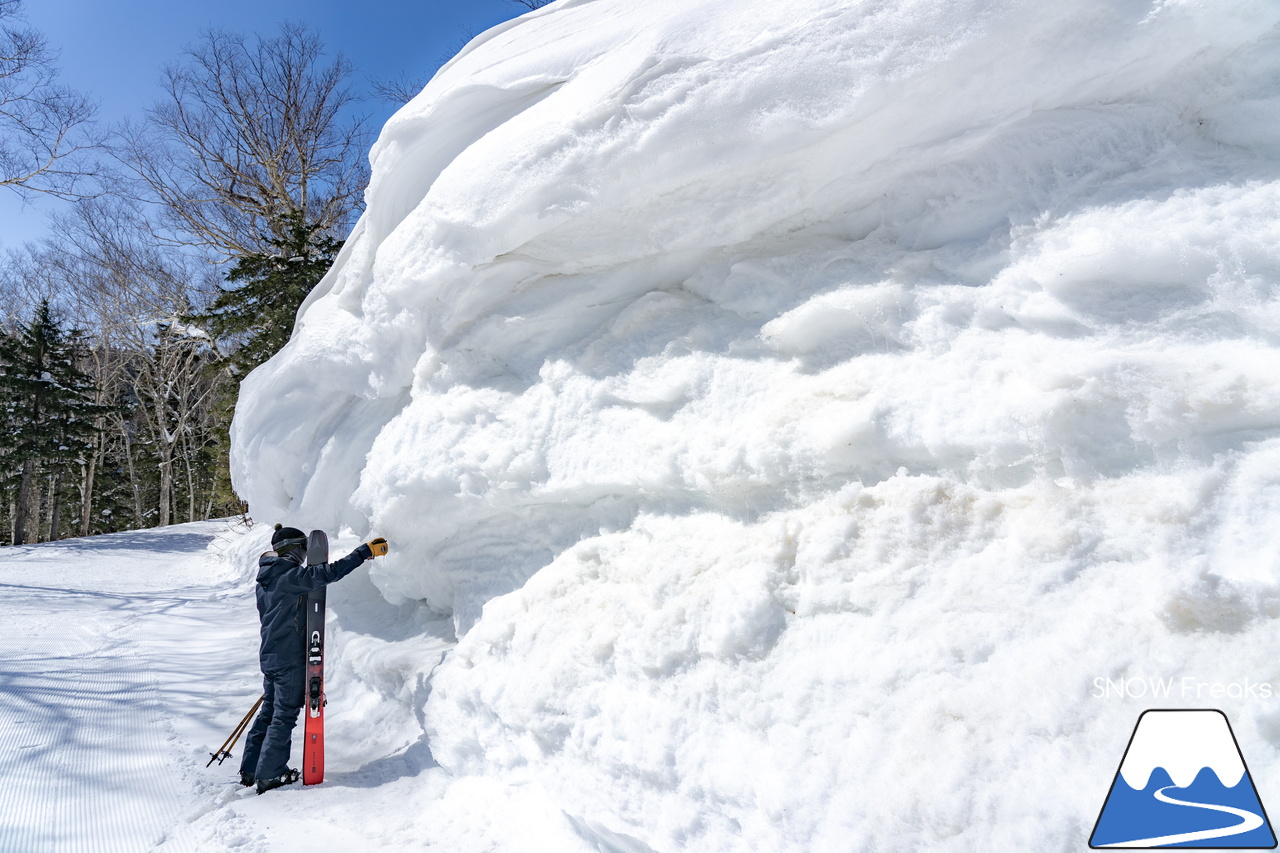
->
[[367, 537, 389, 557]]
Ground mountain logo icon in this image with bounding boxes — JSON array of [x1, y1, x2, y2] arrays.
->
[[1090, 709, 1277, 848]]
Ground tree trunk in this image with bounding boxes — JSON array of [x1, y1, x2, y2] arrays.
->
[[80, 427, 102, 537], [42, 472, 53, 542], [14, 459, 37, 545], [48, 469, 64, 541], [187, 466, 196, 522], [158, 458, 172, 528], [183, 434, 198, 522], [122, 429, 144, 527], [80, 456, 96, 536]]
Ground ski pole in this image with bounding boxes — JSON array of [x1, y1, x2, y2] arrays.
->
[[207, 694, 265, 767], [208, 693, 264, 767], [221, 694, 263, 757]]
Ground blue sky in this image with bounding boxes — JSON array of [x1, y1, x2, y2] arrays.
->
[[0, 0, 529, 247]]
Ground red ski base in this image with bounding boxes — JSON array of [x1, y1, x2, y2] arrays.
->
[[303, 712, 324, 785]]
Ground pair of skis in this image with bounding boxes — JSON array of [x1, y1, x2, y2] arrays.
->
[[303, 529, 329, 786]]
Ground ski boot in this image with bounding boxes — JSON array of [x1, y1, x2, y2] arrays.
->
[[255, 768, 299, 795], [239, 770, 255, 787]]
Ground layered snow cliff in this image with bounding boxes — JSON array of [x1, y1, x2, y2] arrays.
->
[[231, 0, 1280, 849]]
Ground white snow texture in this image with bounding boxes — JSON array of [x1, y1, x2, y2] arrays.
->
[[231, 0, 1280, 850]]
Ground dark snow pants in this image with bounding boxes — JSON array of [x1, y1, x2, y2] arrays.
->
[[238, 666, 305, 782]]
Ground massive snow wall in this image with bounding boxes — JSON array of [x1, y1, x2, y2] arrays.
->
[[232, 0, 1280, 849]]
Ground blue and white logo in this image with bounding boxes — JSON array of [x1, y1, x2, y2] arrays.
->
[[1091, 709, 1276, 848]]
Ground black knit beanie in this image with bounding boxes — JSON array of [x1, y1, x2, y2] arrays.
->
[[271, 524, 307, 556]]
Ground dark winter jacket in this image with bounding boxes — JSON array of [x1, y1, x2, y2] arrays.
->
[[255, 544, 372, 674]]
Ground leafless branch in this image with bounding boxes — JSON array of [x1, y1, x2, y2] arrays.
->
[[119, 22, 370, 260], [370, 71, 429, 107], [0, 0, 103, 199]]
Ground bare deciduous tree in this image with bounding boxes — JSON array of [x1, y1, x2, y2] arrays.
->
[[370, 71, 429, 107], [44, 198, 228, 529], [121, 22, 370, 259], [0, 0, 101, 198]]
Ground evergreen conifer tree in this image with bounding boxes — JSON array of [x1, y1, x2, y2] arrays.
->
[[199, 214, 342, 378], [190, 214, 338, 516], [0, 300, 109, 543]]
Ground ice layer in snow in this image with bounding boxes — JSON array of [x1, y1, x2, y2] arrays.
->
[[231, 0, 1280, 849]]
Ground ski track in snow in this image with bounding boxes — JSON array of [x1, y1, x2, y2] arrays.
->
[[0, 521, 462, 853], [0, 523, 263, 853]]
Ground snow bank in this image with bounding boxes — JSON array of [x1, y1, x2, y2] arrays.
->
[[231, 0, 1280, 849]]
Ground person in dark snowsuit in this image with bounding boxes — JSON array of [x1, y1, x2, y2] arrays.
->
[[238, 525, 389, 794]]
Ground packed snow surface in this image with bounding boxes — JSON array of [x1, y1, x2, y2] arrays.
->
[[0, 523, 575, 853], [0, 524, 241, 853], [230, 0, 1280, 849]]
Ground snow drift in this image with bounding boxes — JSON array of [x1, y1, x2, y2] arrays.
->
[[231, 0, 1280, 849]]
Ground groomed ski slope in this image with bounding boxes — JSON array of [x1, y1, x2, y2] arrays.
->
[[9, 0, 1271, 850], [0, 522, 499, 853], [0, 523, 234, 853]]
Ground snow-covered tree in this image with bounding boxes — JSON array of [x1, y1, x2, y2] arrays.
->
[[41, 197, 238, 531], [0, 300, 108, 543], [199, 213, 341, 378]]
